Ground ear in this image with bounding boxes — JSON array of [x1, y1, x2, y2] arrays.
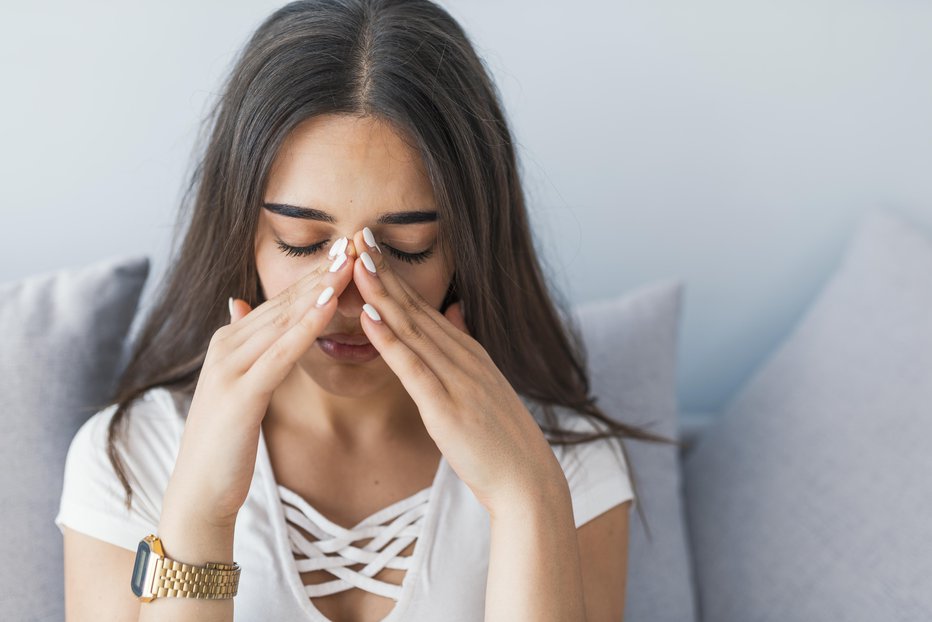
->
[[443, 301, 470, 335]]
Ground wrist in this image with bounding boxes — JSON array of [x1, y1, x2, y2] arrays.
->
[[157, 503, 236, 566], [162, 480, 239, 529], [487, 470, 573, 524]]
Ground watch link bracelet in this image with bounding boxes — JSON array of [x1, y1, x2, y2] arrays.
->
[[131, 533, 241, 602]]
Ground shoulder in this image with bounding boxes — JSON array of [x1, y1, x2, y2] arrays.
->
[[521, 396, 636, 528], [67, 387, 187, 478], [55, 386, 188, 551]]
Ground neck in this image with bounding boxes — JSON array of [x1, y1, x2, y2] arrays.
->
[[263, 364, 426, 451]]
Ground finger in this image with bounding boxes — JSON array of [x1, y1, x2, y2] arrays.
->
[[243, 289, 343, 395], [352, 229, 478, 356], [393, 270, 475, 350], [227, 253, 353, 373], [228, 249, 353, 351], [350, 232, 469, 378], [229, 252, 339, 337], [358, 300, 451, 405], [226, 237, 351, 337]]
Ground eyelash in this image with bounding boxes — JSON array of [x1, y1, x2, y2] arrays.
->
[[274, 237, 435, 264]]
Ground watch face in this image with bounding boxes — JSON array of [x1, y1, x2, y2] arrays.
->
[[131, 539, 152, 598]]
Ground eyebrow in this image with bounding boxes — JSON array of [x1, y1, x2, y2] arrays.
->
[[262, 202, 438, 225]]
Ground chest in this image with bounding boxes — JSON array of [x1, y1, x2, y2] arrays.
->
[[278, 478, 434, 622], [264, 430, 442, 621]]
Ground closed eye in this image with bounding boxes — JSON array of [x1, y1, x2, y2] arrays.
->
[[273, 237, 434, 264]]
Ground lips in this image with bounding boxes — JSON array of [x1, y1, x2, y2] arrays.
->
[[319, 333, 370, 346]]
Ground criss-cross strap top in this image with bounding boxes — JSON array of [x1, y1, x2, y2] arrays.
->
[[278, 484, 432, 601]]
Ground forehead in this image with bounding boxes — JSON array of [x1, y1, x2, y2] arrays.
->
[[263, 114, 436, 220]]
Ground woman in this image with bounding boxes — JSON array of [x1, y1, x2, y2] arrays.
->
[[57, 1, 679, 620]]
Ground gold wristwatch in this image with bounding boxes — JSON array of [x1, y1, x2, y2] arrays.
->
[[131, 534, 241, 601]]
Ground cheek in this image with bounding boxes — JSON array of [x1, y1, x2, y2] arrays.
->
[[255, 243, 316, 299], [398, 263, 452, 309]]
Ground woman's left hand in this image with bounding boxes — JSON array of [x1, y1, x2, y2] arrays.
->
[[348, 230, 568, 516]]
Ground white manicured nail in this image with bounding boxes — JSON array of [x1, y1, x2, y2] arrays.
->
[[329, 253, 347, 272], [228, 297, 234, 318], [328, 236, 348, 259], [362, 227, 381, 253], [362, 303, 381, 322], [360, 251, 377, 274], [316, 286, 334, 307]]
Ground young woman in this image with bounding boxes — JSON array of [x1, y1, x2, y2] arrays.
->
[[57, 1, 678, 621]]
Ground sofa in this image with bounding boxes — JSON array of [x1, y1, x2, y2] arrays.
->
[[3, 206, 929, 621]]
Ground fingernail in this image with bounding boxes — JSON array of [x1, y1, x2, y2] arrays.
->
[[360, 251, 377, 274], [362, 303, 381, 322], [329, 253, 347, 272], [228, 297, 234, 319], [316, 286, 334, 307], [328, 236, 348, 259], [362, 227, 381, 254]]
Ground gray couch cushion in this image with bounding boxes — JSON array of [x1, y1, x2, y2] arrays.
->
[[0, 255, 149, 622], [573, 279, 697, 622], [683, 208, 932, 621]]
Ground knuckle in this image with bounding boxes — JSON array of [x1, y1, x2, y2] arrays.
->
[[272, 310, 291, 329], [399, 315, 423, 342], [467, 340, 491, 363], [282, 286, 298, 308], [372, 278, 391, 300], [409, 353, 431, 378], [198, 359, 227, 386], [400, 290, 421, 315], [211, 325, 230, 344], [207, 329, 229, 358], [203, 346, 219, 369]]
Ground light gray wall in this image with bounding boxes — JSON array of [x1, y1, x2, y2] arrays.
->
[[2, 1, 930, 414]]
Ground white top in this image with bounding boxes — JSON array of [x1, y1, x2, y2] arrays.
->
[[55, 387, 635, 622]]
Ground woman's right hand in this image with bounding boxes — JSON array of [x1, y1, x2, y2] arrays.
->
[[162, 243, 356, 529]]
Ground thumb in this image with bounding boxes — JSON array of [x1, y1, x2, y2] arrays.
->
[[228, 297, 252, 324]]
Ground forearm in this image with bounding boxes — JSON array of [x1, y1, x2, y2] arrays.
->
[[137, 501, 236, 622], [484, 477, 587, 622]]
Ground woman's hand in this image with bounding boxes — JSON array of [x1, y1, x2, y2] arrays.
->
[[162, 246, 355, 529], [348, 229, 568, 516]]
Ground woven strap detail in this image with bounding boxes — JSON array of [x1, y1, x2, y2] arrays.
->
[[279, 485, 430, 600]]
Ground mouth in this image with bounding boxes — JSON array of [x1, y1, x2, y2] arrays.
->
[[315, 334, 379, 362], [317, 333, 371, 346]]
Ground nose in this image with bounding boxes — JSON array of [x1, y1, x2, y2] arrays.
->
[[333, 235, 365, 319], [344, 237, 358, 259]]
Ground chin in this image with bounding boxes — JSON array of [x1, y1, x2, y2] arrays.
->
[[298, 355, 392, 397]]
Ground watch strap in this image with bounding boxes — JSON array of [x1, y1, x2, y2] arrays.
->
[[152, 557, 241, 599]]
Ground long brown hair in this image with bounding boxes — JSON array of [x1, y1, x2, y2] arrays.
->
[[100, 0, 681, 537]]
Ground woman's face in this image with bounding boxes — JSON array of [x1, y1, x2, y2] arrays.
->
[[255, 113, 454, 397]]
